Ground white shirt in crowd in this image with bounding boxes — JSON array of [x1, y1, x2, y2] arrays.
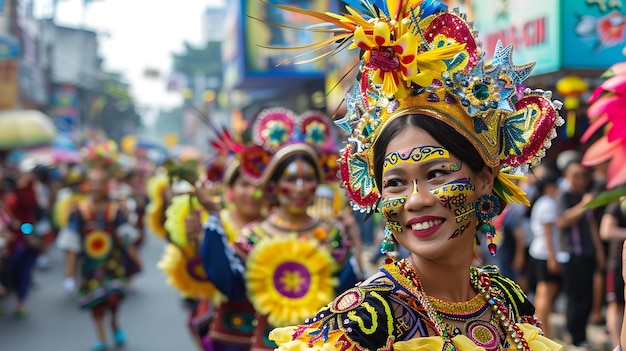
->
[[529, 194, 569, 263]]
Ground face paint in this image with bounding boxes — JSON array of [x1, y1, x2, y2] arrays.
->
[[430, 177, 476, 239], [383, 146, 449, 173], [277, 159, 318, 214], [448, 162, 462, 171], [380, 196, 406, 232], [448, 222, 470, 240]]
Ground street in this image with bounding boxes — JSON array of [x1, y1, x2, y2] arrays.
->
[[0, 236, 197, 351]]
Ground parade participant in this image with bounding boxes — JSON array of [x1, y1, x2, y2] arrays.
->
[[158, 156, 227, 351], [202, 108, 359, 351], [167, 128, 263, 351], [57, 144, 139, 351], [263, 1, 564, 350]]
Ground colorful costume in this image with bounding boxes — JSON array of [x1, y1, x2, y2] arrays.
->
[[203, 108, 359, 351], [59, 201, 137, 309], [271, 259, 560, 351], [256, 0, 564, 350], [201, 211, 258, 349]]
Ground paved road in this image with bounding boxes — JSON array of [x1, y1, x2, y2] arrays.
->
[[0, 235, 197, 351]]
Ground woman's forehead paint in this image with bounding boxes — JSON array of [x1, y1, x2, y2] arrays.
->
[[383, 146, 449, 173]]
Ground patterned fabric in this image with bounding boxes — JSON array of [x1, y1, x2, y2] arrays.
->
[[270, 261, 540, 351], [70, 201, 128, 310]]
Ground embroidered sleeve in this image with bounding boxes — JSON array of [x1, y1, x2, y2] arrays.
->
[[271, 284, 397, 351]]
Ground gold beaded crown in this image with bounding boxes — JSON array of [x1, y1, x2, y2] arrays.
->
[[263, 0, 563, 212]]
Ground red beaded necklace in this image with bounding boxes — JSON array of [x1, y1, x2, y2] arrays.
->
[[397, 259, 530, 351]]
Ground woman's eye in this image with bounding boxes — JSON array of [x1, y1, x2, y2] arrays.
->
[[382, 178, 404, 188], [427, 170, 449, 180]]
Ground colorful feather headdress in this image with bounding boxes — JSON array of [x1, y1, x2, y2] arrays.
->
[[241, 107, 339, 185], [187, 106, 245, 185], [261, 0, 563, 212]]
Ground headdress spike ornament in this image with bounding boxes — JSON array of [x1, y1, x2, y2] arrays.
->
[[261, 0, 563, 212]]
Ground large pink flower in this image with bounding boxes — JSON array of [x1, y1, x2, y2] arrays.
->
[[582, 64, 626, 188]]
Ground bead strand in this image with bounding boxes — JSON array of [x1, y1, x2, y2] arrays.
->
[[398, 259, 531, 351]]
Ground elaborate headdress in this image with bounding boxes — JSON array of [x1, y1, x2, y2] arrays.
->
[[241, 107, 338, 185], [263, 0, 563, 212], [205, 124, 245, 185]]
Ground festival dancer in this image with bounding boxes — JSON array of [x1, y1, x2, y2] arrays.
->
[[202, 108, 359, 351], [57, 146, 139, 351], [263, 1, 564, 350], [160, 124, 266, 351]]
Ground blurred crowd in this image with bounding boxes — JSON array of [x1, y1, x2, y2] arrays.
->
[[0, 154, 151, 320]]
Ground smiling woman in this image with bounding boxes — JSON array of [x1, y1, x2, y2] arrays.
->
[[264, 0, 565, 350]]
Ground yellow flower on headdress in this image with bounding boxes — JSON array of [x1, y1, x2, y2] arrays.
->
[[339, 6, 463, 98], [245, 236, 337, 327], [157, 243, 226, 302], [84, 231, 112, 260]]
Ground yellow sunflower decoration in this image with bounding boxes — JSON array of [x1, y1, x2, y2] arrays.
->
[[164, 194, 209, 251], [146, 173, 169, 240], [157, 243, 226, 302], [245, 236, 337, 327], [52, 193, 86, 229], [84, 231, 113, 260]]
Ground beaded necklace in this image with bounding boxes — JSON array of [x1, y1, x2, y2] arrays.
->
[[397, 259, 530, 351]]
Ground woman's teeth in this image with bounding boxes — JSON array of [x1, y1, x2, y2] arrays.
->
[[411, 219, 443, 231]]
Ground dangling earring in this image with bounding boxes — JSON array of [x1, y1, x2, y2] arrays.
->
[[475, 194, 500, 256], [380, 223, 396, 263]]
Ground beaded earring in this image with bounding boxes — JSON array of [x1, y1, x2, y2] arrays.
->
[[380, 223, 396, 263], [475, 194, 501, 256]]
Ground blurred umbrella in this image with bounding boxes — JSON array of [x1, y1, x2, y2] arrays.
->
[[7, 146, 80, 169], [0, 110, 56, 150], [135, 138, 168, 154], [52, 134, 77, 151]]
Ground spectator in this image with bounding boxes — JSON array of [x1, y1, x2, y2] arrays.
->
[[528, 169, 562, 339], [600, 198, 626, 348], [556, 160, 605, 349]]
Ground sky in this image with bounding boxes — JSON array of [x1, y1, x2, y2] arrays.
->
[[41, 0, 224, 118]]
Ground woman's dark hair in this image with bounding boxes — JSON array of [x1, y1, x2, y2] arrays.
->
[[270, 153, 321, 183], [373, 114, 485, 189]]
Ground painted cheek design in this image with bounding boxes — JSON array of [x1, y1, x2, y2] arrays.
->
[[448, 161, 462, 171], [383, 146, 449, 173], [380, 196, 406, 232], [430, 177, 476, 224], [448, 221, 470, 240]]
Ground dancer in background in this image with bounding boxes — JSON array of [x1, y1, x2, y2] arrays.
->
[[57, 145, 139, 351]]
